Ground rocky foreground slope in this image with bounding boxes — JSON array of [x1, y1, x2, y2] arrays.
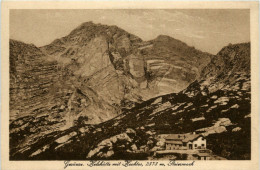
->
[[10, 42, 250, 160]]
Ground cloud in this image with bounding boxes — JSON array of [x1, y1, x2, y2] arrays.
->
[[184, 33, 205, 39]]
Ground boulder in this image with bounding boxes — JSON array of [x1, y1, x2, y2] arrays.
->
[[192, 117, 205, 122], [219, 118, 232, 126], [55, 132, 77, 144], [232, 127, 242, 132], [231, 104, 239, 109], [99, 139, 113, 147], [151, 97, 162, 105], [131, 144, 138, 151], [211, 95, 218, 99], [126, 128, 136, 134], [146, 131, 155, 135], [106, 150, 114, 157], [215, 126, 227, 133], [79, 127, 89, 133]]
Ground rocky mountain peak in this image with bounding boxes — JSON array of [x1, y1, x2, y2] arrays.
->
[[217, 43, 250, 71], [154, 34, 187, 45], [200, 42, 250, 84], [11, 22, 214, 126], [64, 21, 142, 47]]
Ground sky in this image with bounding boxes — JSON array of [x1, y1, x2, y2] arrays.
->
[[10, 9, 250, 54]]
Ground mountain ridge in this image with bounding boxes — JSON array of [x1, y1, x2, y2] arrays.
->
[[38, 22, 213, 122], [9, 41, 251, 160]]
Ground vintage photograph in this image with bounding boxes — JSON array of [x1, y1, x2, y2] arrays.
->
[[9, 9, 251, 161]]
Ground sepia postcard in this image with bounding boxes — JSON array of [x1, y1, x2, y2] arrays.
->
[[1, 1, 259, 170]]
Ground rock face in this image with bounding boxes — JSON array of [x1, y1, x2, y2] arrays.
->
[[10, 39, 120, 125], [10, 22, 213, 129], [41, 21, 212, 107], [10, 40, 60, 121], [41, 22, 144, 107], [10, 41, 250, 160], [142, 35, 212, 96], [200, 43, 250, 92]]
